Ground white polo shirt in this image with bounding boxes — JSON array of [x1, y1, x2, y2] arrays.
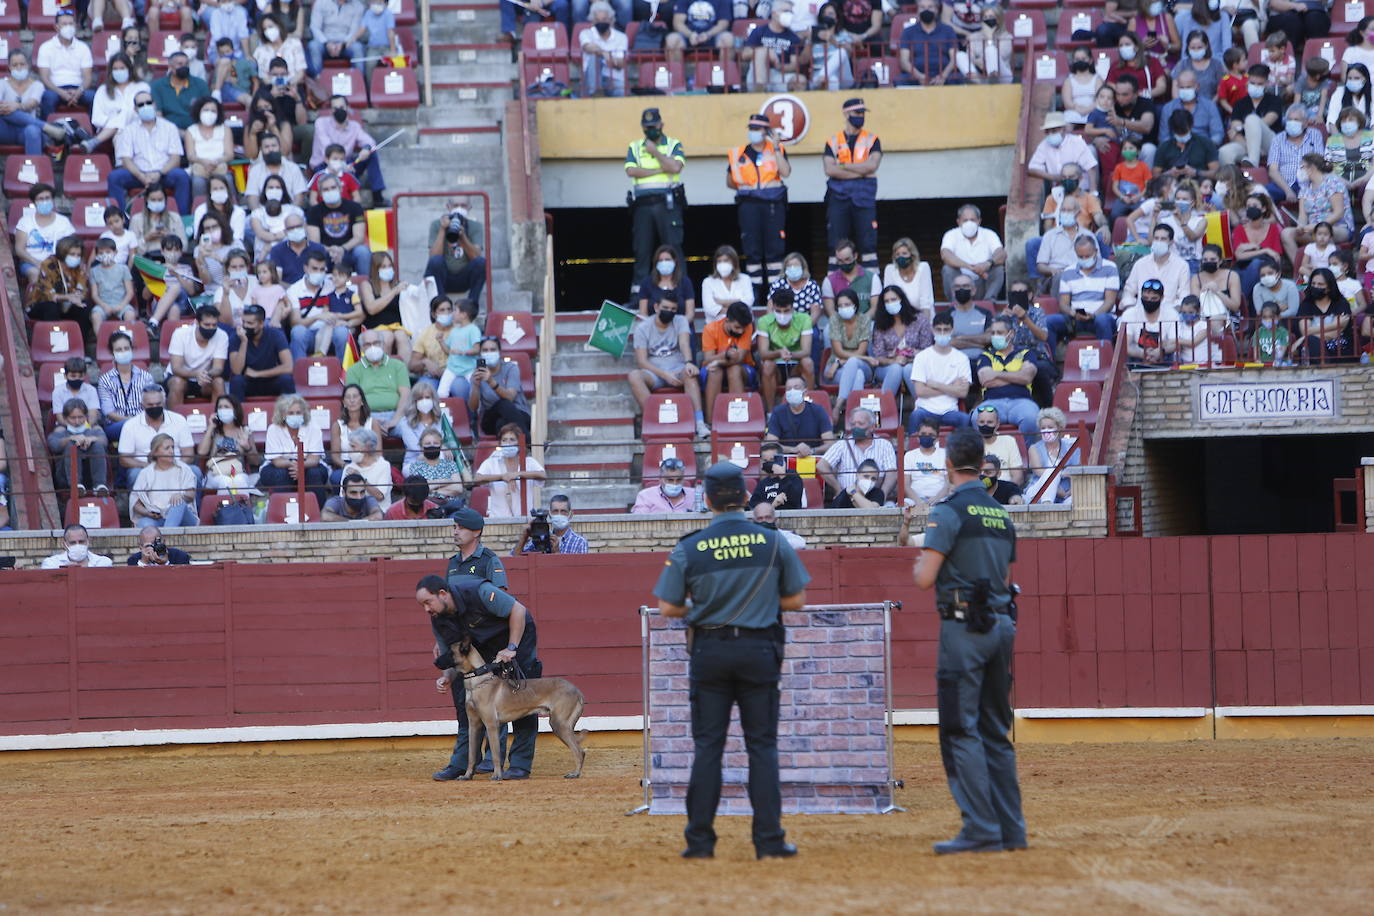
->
[[168, 323, 229, 374], [939, 225, 1004, 269], [36, 35, 93, 87], [118, 410, 193, 463]]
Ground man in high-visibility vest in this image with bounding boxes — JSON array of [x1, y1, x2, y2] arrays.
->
[[822, 98, 883, 272], [726, 113, 791, 290], [625, 107, 686, 294]]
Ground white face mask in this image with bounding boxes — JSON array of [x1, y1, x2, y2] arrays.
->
[[378, 267, 395, 283], [661, 483, 683, 498], [217, 407, 236, 423], [327, 160, 346, 173], [365, 344, 384, 363], [837, 305, 856, 320], [1260, 272, 1279, 288], [883, 299, 903, 315], [264, 25, 281, 41], [112, 69, 129, 84], [715, 260, 732, 277], [285, 414, 305, 429], [200, 108, 218, 127], [265, 187, 285, 202], [10, 67, 30, 81], [306, 270, 326, 287], [210, 188, 229, 204], [415, 398, 434, 414], [229, 268, 248, 281], [64, 254, 82, 269], [322, 189, 342, 207], [286, 226, 308, 243], [1342, 120, 1360, 137], [66, 542, 89, 562], [498, 444, 519, 458], [1151, 239, 1171, 258], [775, 311, 793, 326], [856, 477, 876, 494], [113, 349, 134, 365], [777, 9, 793, 26], [748, 129, 765, 145], [59, 23, 76, 39], [436, 312, 453, 326], [785, 388, 805, 406], [960, 219, 979, 238]]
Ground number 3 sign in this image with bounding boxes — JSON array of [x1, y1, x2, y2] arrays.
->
[[760, 94, 811, 144]]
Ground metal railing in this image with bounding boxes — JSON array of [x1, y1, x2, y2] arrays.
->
[[531, 233, 555, 469], [1116, 316, 1370, 369], [422, 0, 435, 106]]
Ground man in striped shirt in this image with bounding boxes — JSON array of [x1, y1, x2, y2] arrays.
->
[[1047, 235, 1119, 352], [96, 330, 158, 445]]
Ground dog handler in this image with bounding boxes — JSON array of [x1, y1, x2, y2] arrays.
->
[[432, 507, 510, 781], [417, 573, 542, 780], [654, 461, 810, 860], [910, 427, 1027, 854]]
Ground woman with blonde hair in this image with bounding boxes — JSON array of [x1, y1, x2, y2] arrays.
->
[[881, 237, 934, 316], [257, 393, 330, 505], [360, 250, 412, 361], [130, 433, 199, 528], [1026, 407, 1080, 504]]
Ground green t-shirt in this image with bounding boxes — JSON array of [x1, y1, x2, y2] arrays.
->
[[1251, 326, 1290, 364], [345, 356, 410, 412], [755, 311, 813, 353]]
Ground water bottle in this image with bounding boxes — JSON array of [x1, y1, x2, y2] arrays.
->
[[694, 486, 706, 513]]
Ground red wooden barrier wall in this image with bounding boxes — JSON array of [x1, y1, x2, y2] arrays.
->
[[1, 536, 1371, 738]]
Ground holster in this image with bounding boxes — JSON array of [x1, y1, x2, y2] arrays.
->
[[964, 580, 996, 635], [685, 625, 695, 654]]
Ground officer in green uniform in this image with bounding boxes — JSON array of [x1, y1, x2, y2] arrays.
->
[[655, 462, 810, 860], [625, 108, 686, 294], [912, 427, 1027, 854], [416, 574, 542, 779], [432, 507, 510, 781]]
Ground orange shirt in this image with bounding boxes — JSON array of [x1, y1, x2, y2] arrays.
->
[[1110, 160, 1152, 193], [702, 317, 755, 366], [1041, 190, 1104, 230]]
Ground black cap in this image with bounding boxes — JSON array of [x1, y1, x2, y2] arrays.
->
[[748, 113, 771, 129], [703, 461, 747, 500], [641, 107, 662, 126], [842, 97, 866, 112], [452, 507, 485, 531]]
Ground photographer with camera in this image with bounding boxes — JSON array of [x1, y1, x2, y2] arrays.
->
[[425, 198, 487, 306], [126, 525, 193, 566], [514, 494, 588, 555]]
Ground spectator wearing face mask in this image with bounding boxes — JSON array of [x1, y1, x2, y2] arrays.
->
[[469, 337, 532, 439], [700, 301, 757, 423], [1001, 284, 1054, 402], [1050, 236, 1121, 351], [755, 288, 816, 413], [385, 474, 441, 520], [940, 203, 1006, 301], [309, 97, 388, 206], [89, 238, 137, 339], [257, 393, 331, 504], [409, 296, 457, 390], [149, 52, 210, 132], [516, 494, 588, 555], [51, 356, 101, 423], [98, 332, 157, 443], [973, 316, 1040, 440], [246, 133, 307, 210], [49, 400, 110, 498], [906, 311, 972, 433], [26, 236, 91, 329], [1251, 258, 1300, 318], [324, 472, 385, 521], [273, 215, 330, 288], [764, 376, 834, 457], [751, 501, 806, 550], [1031, 196, 1094, 295], [230, 304, 295, 401], [902, 418, 948, 507], [1120, 277, 1180, 366], [943, 273, 993, 362], [308, 173, 371, 276], [979, 454, 1024, 506], [1158, 67, 1224, 149], [1027, 113, 1099, 192], [628, 291, 711, 439], [307, 144, 363, 201], [970, 406, 1024, 487], [40, 524, 114, 569], [748, 444, 804, 511], [744, 1, 804, 92], [579, 1, 629, 98], [817, 407, 896, 505], [35, 10, 96, 119], [110, 91, 194, 213], [1121, 223, 1191, 310], [1154, 108, 1220, 183], [1265, 104, 1324, 204], [1217, 63, 1282, 167], [828, 457, 886, 509], [631, 456, 699, 513], [14, 184, 76, 282], [823, 98, 882, 272], [405, 427, 469, 502]]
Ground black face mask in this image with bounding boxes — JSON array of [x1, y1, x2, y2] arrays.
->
[[643, 126, 662, 142], [197, 325, 217, 341], [333, 107, 348, 123], [66, 379, 84, 390], [174, 65, 191, 80], [144, 406, 164, 420], [818, 14, 836, 28], [837, 258, 856, 271], [594, 20, 611, 33], [755, 521, 778, 530], [1142, 297, 1162, 313], [245, 324, 261, 339], [852, 426, 872, 441], [657, 309, 677, 325], [1200, 261, 1219, 273], [263, 151, 282, 166], [982, 16, 997, 27], [1062, 178, 1079, 194], [1245, 205, 1262, 222], [345, 496, 367, 512], [1071, 60, 1091, 73], [977, 423, 996, 438], [953, 288, 973, 304], [918, 8, 936, 23], [423, 445, 442, 460], [847, 113, 865, 130]]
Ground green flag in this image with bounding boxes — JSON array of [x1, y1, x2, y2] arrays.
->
[[588, 300, 637, 358]]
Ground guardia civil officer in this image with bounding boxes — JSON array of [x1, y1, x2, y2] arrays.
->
[[911, 427, 1027, 854], [416, 573, 543, 779], [821, 98, 882, 271], [654, 462, 810, 860], [727, 113, 790, 289], [432, 507, 509, 781], [625, 108, 686, 294]]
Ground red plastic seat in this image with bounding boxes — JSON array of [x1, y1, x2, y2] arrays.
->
[[324, 68, 369, 108], [802, 389, 832, 417], [730, 18, 764, 41], [1303, 38, 1340, 70], [392, 0, 417, 26], [523, 21, 569, 60], [242, 399, 276, 448], [844, 389, 899, 438], [30, 321, 85, 364], [0, 0, 20, 28], [370, 67, 420, 108], [69, 197, 110, 240], [800, 475, 823, 509], [294, 356, 344, 398], [147, 29, 181, 60], [1053, 381, 1102, 428], [199, 493, 238, 525], [4, 155, 54, 197], [1029, 50, 1066, 85], [1062, 339, 1113, 384], [66, 497, 120, 529], [638, 61, 686, 94], [1036, 294, 1061, 316], [857, 56, 899, 88], [467, 486, 489, 517], [1006, 9, 1048, 49], [303, 400, 339, 449], [63, 154, 113, 197], [887, 13, 918, 52], [709, 436, 762, 480], [642, 393, 694, 443], [484, 311, 537, 355], [265, 492, 321, 524], [439, 398, 475, 444], [1060, 8, 1101, 42], [159, 319, 194, 358], [710, 392, 765, 440], [693, 58, 741, 90], [642, 441, 696, 484]]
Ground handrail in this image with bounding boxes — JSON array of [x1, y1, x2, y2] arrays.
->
[[1005, 40, 1037, 211], [532, 233, 555, 469], [1088, 327, 1131, 468], [421, 0, 434, 107], [517, 50, 532, 178]]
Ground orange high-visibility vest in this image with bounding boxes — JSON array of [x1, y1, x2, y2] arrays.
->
[[727, 141, 786, 192], [828, 129, 877, 165]]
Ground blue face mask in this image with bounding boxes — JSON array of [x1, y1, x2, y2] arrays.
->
[[1180, 313, 1199, 324], [785, 265, 803, 282], [35, 199, 54, 215], [933, 333, 952, 348], [662, 482, 684, 498]]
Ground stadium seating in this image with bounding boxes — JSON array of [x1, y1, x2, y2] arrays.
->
[[265, 492, 321, 524], [63, 155, 113, 197], [638, 61, 686, 94], [324, 69, 370, 108], [4, 156, 53, 197], [1062, 340, 1113, 384], [66, 496, 119, 528], [69, 198, 110, 240], [694, 59, 741, 91], [294, 357, 345, 399], [96, 321, 151, 363], [485, 311, 538, 355], [641, 393, 695, 442], [439, 398, 475, 443], [160, 320, 195, 358], [1054, 381, 1102, 429], [711, 393, 765, 441], [370, 68, 420, 108], [844, 389, 900, 438], [30, 321, 85, 364], [524, 22, 569, 60]]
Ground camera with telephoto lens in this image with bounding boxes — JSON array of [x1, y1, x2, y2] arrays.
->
[[528, 508, 553, 554], [151, 537, 168, 558], [445, 210, 467, 242]]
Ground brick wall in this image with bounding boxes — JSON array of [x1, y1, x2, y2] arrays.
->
[[0, 469, 1110, 567], [647, 608, 893, 816]]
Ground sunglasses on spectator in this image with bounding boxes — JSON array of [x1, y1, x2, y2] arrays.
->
[[659, 458, 685, 470]]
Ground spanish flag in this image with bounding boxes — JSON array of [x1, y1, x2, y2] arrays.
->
[[1204, 210, 1233, 260], [132, 255, 167, 298], [340, 332, 361, 373], [366, 207, 395, 253], [228, 158, 252, 194]]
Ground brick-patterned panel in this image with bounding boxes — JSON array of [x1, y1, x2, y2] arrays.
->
[[647, 608, 893, 816]]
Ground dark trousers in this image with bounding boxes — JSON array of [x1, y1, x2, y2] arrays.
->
[[229, 373, 296, 401], [1266, 10, 1330, 49], [936, 614, 1025, 846], [424, 254, 488, 307], [825, 194, 877, 268], [478, 398, 532, 440], [631, 194, 684, 292], [685, 630, 786, 855], [737, 196, 787, 285], [449, 656, 543, 772]]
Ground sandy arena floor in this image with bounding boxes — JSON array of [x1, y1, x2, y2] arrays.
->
[[1, 737, 1371, 915]]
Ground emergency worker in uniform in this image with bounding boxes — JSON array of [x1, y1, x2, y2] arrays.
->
[[417, 573, 542, 780], [432, 507, 509, 781], [625, 107, 686, 294], [727, 113, 790, 290], [911, 427, 1027, 854], [822, 98, 882, 272], [654, 462, 810, 860]]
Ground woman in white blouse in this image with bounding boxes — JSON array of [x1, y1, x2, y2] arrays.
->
[[88, 53, 149, 148], [130, 433, 199, 528], [699, 244, 755, 322], [253, 13, 309, 86], [214, 249, 257, 327], [472, 423, 546, 518], [881, 236, 935, 316], [340, 427, 393, 508], [257, 393, 330, 506], [959, 6, 1013, 84]]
